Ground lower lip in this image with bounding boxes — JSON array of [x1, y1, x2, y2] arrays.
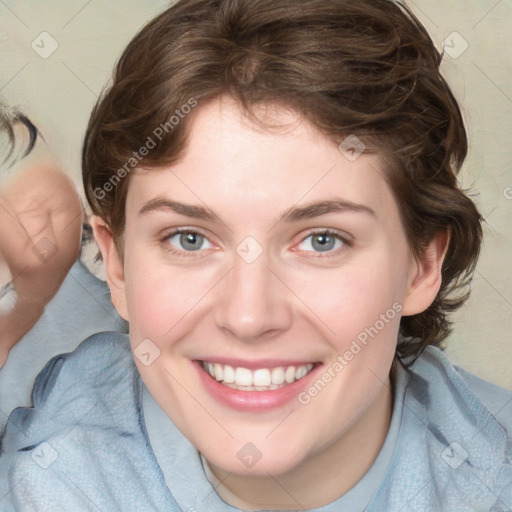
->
[[194, 361, 321, 412]]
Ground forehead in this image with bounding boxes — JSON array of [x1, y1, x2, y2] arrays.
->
[[127, 97, 398, 224]]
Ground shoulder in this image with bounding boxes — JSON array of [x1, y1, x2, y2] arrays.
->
[[453, 363, 512, 424], [0, 332, 176, 510], [370, 347, 512, 511], [408, 347, 511, 507], [412, 346, 512, 433], [1, 331, 135, 454]]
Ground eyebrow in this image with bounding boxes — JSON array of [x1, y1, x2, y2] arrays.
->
[[281, 199, 377, 222], [139, 198, 216, 220], [138, 197, 376, 223]]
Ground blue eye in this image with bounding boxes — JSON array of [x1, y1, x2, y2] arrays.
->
[[298, 232, 344, 253], [167, 231, 212, 252]]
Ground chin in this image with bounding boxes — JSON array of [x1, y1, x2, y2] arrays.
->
[[197, 428, 310, 477]]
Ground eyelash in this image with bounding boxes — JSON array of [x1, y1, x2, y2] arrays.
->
[[293, 230, 352, 257], [160, 228, 214, 257], [159, 228, 352, 257]]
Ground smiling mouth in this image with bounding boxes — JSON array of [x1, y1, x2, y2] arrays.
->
[[200, 361, 316, 391]]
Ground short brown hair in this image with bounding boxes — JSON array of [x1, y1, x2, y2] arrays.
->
[[82, 0, 483, 363]]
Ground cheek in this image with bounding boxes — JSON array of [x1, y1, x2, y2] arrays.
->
[[287, 255, 404, 343], [123, 247, 218, 340]]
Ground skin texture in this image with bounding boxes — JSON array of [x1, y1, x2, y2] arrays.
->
[[93, 96, 449, 510], [0, 165, 82, 368]]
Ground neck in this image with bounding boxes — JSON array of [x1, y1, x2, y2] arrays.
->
[[208, 371, 395, 510]]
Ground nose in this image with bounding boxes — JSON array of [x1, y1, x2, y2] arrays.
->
[[214, 254, 293, 342]]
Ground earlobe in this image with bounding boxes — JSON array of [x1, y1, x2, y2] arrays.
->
[[402, 230, 450, 316], [89, 216, 129, 321]]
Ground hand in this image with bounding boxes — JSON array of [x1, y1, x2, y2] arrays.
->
[[0, 165, 82, 368]]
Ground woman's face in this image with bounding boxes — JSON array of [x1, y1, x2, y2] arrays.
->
[[105, 96, 441, 480]]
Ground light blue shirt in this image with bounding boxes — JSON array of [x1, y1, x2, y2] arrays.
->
[[0, 331, 510, 511], [0, 260, 127, 435]]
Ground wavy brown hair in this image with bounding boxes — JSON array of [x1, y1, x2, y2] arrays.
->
[[82, 0, 483, 364]]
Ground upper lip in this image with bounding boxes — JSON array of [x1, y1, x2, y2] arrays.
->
[[196, 358, 320, 370]]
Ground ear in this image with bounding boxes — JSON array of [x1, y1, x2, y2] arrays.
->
[[90, 216, 129, 321], [402, 229, 450, 316]]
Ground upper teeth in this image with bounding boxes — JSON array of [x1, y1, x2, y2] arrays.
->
[[203, 362, 314, 388]]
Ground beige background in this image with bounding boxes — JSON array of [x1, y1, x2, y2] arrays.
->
[[0, 0, 510, 388]]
